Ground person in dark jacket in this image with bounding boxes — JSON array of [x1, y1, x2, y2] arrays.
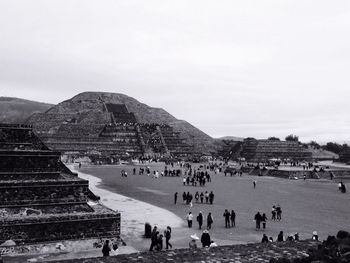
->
[[174, 192, 178, 204], [207, 212, 213, 230], [261, 234, 269, 243], [230, 210, 236, 227], [102, 239, 111, 256], [262, 213, 267, 229], [200, 230, 211, 247], [223, 209, 230, 228], [254, 212, 262, 230], [164, 226, 172, 249], [200, 192, 204, 203], [277, 231, 284, 242], [149, 228, 159, 251], [197, 211, 203, 229], [209, 191, 214, 204]]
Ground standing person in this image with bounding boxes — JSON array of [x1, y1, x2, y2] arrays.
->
[[276, 205, 282, 221], [186, 212, 193, 228], [200, 230, 211, 248], [174, 192, 178, 204], [195, 192, 199, 203], [182, 192, 187, 204], [254, 212, 262, 230], [205, 191, 209, 203], [207, 212, 213, 230], [197, 211, 203, 229], [200, 192, 204, 203], [277, 231, 284, 242], [262, 213, 267, 229], [164, 226, 172, 249], [223, 209, 231, 228], [102, 239, 111, 257], [230, 210, 236, 227], [133, 167, 136, 175], [271, 206, 276, 221], [253, 180, 257, 188], [209, 191, 215, 204]]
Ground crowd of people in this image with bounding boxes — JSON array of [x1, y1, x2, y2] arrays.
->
[[175, 191, 215, 206]]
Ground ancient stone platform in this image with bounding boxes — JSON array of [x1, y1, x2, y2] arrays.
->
[[0, 124, 120, 244], [49, 240, 319, 263]]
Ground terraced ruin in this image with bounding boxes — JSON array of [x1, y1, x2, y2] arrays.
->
[[0, 124, 120, 243], [26, 92, 204, 159]]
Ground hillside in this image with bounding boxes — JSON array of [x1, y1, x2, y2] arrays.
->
[[26, 92, 217, 154], [0, 97, 52, 124]]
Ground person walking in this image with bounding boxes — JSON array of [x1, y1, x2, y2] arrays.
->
[[164, 226, 172, 249], [200, 192, 204, 203], [209, 191, 214, 205], [230, 210, 236, 227], [254, 212, 262, 230], [205, 191, 209, 203], [149, 230, 159, 251], [186, 212, 193, 228], [271, 206, 276, 221], [174, 192, 178, 204], [276, 205, 282, 221], [197, 211, 203, 229], [195, 191, 199, 203], [223, 209, 231, 228], [262, 213, 267, 229], [207, 212, 213, 230]]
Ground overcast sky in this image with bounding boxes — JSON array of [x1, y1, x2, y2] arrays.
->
[[0, 1, 349, 143]]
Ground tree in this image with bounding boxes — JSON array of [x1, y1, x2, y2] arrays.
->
[[285, 134, 299, 142], [309, 141, 321, 149], [268, 137, 280, 141]]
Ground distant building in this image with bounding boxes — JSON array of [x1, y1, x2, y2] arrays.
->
[[239, 138, 312, 162]]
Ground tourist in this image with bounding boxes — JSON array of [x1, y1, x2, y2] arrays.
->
[[223, 209, 230, 228], [200, 192, 204, 203], [271, 206, 276, 221], [174, 192, 178, 204], [197, 211, 203, 229], [195, 191, 199, 203], [261, 234, 269, 243], [294, 232, 299, 241], [201, 230, 211, 248], [157, 234, 163, 251], [277, 231, 284, 242], [102, 239, 111, 257], [230, 210, 236, 227], [189, 234, 199, 249], [164, 226, 172, 249], [276, 205, 282, 220], [186, 212, 193, 228], [207, 212, 213, 230], [133, 167, 136, 175], [209, 191, 214, 204], [254, 212, 262, 230], [182, 192, 187, 204], [312, 231, 318, 241], [205, 191, 209, 203], [183, 177, 186, 185], [269, 237, 274, 242], [149, 230, 159, 251], [262, 213, 267, 229], [253, 180, 257, 188]]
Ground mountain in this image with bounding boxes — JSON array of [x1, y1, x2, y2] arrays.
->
[[26, 92, 217, 153], [0, 97, 53, 124]]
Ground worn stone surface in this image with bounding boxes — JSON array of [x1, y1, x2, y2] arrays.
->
[[49, 240, 319, 263]]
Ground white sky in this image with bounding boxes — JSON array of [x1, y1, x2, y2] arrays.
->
[[0, 1, 349, 143]]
